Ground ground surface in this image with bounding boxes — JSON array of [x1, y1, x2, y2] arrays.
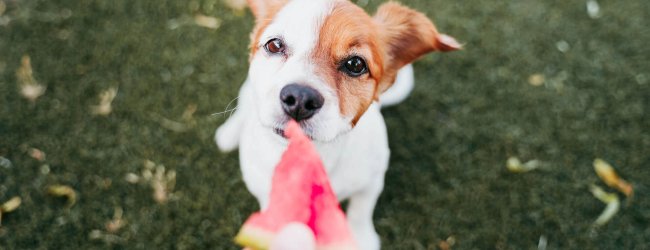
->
[[0, 0, 648, 249]]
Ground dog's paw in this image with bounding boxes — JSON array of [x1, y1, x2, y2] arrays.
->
[[215, 125, 239, 152]]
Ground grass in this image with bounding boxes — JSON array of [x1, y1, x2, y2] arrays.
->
[[1, 0, 648, 249]]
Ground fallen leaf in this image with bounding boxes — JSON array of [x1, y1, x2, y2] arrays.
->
[[28, 148, 46, 162], [438, 241, 450, 250], [40, 164, 50, 175], [0, 157, 11, 169], [131, 160, 178, 204], [589, 185, 620, 226], [194, 14, 221, 29], [507, 157, 541, 173], [16, 55, 46, 102], [0, 196, 21, 227], [105, 207, 125, 233], [125, 173, 140, 184], [90, 87, 118, 116], [556, 40, 570, 53], [152, 165, 176, 204], [538, 235, 548, 250], [528, 73, 545, 86], [152, 181, 168, 204], [586, 0, 601, 19], [47, 185, 77, 208], [1, 196, 21, 212], [181, 103, 197, 121], [0, 1, 6, 16], [223, 0, 247, 12], [438, 235, 456, 250], [593, 158, 633, 197]]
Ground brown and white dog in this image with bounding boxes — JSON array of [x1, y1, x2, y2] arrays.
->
[[216, 0, 459, 248]]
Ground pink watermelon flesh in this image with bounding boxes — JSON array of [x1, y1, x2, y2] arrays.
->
[[235, 120, 357, 250]]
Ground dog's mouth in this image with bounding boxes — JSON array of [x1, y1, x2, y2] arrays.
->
[[273, 127, 287, 138], [272, 121, 315, 141]]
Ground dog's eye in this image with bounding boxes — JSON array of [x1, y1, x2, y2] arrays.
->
[[341, 56, 367, 77], [265, 38, 285, 54]]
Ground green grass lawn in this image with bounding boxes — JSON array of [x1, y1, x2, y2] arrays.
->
[[1, 0, 648, 249]]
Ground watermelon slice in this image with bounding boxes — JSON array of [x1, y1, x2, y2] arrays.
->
[[235, 120, 358, 250]]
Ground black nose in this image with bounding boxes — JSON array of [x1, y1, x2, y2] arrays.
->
[[279, 84, 324, 121]]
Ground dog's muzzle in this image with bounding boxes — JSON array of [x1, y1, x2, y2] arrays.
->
[[279, 84, 324, 121]]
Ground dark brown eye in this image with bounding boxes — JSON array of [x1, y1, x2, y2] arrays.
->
[[265, 38, 285, 54], [342, 56, 367, 76]]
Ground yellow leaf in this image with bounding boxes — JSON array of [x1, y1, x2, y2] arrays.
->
[[589, 185, 620, 226], [593, 159, 633, 197], [1, 196, 21, 212], [47, 185, 77, 208]]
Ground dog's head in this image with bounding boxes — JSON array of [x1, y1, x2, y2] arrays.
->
[[245, 0, 459, 141]]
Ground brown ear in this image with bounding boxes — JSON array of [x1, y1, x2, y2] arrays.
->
[[247, 0, 288, 21], [373, 2, 460, 92]]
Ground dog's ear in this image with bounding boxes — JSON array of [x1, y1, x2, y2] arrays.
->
[[373, 2, 460, 92], [247, 0, 289, 21]]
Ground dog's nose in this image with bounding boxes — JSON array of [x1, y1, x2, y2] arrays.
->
[[279, 84, 324, 121]]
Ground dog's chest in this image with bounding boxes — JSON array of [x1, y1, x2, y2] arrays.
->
[[239, 104, 390, 201]]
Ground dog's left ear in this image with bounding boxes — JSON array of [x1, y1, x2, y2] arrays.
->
[[373, 2, 461, 92], [247, 0, 288, 21]]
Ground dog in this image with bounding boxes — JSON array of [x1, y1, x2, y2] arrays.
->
[[215, 0, 459, 248]]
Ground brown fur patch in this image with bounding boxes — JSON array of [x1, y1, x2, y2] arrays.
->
[[373, 2, 460, 93], [313, 1, 384, 125], [247, 0, 458, 126]]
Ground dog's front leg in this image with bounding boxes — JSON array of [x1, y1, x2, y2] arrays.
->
[[346, 177, 384, 250], [215, 77, 252, 152]]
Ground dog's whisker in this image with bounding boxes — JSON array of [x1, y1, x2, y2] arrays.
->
[[211, 106, 238, 116], [211, 96, 240, 116], [227, 106, 238, 118], [223, 96, 239, 111]]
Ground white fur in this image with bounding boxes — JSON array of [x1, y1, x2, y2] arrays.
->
[[380, 64, 414, 107], [250, 0, 351, 142], [215, 0, 415, 248]]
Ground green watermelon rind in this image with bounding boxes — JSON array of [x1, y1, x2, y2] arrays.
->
[[234, 224, 274, 250]]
